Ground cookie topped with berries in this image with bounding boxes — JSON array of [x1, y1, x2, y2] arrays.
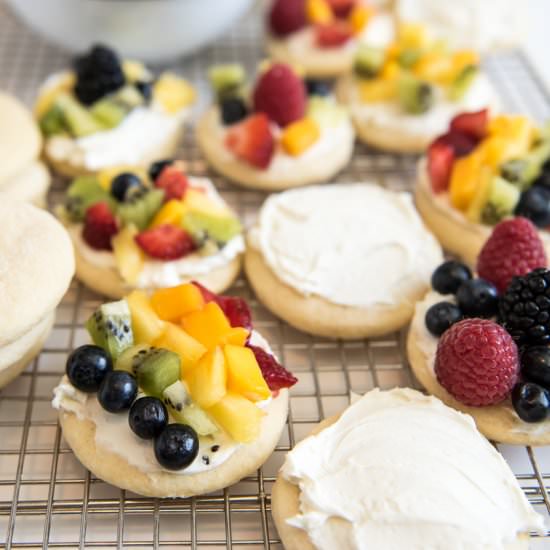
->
[[34, 44, 196, 178], [416, 109, 550, 264], [58, 160, 244, 298], [196, 62, 354, 191], [407, 217, 550, 444]]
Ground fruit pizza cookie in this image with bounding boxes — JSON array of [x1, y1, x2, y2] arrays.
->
[[0, 93, 51, 207], [53, 282, 297, 497], [417, 109, 550, 265], [35, 44, 195, 178], [336, 23, 499, 153], [408, 218, 550, 445], [196, 62, 354, 191], [0, 198, 74, 388], [272, 388, 543, 550], [266, 0, 394, 78], [245, 183, 442, 339]]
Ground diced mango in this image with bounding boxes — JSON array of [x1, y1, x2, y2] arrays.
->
[[386, 42, 401, 60], [185, 347, 227, 408], [151, 283, 205, 322], [380, 60, 401, 81], [98, 165, 149, 190], [413, 52, 455, 85], [306, 0, 333, 24], [111, 225, 144, 285], [397, 23, 429, 49], [449, 151, 484, 211], [219, 327, 250, 347], [150, 199, 186, 228], [224, 345, 271, 402], [349, 5, 374, 34], [181, 302, 232, 349], [465, 167, 494, 222], [281, 118, 321, 156], [126, 290, 165, 344], [153, 323, 206, 375], [452, 50, 480, 72], [488, 115, 536, 155], [153, 72, 196, 114], [358, 79, 397, 102], [34, 72, 76, 118], [207, 392, 264, 443]]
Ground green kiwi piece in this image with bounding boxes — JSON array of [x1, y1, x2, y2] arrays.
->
[[448, 65, 478, 102], [91, 99, 128, 128], [55, 93, 105, 137], [134, 348, 180, 397], [117, 188, 164, 230], [39, 104, 67, 136], [501, 141, 550, 190], [353, 45, 386, 79], [181, 210, 242, 247], [306, 96, 347, 129], [115, 344, 152, 374], [114, 85, 145, 109], [480, 176, 521, 225], [397, 48, 422, 69], [397, 75, 434, 114], [208, 64, 246, 100], [65, 176, 115, 222], [86, 300, 134, 360]]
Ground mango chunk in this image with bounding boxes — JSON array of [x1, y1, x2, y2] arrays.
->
[[224, 345, 271, 402], [281, 118, 321, 156], [153, 323, 206, 375], [181, 302, 232, 349], [358, 79, 397, 102], [449, 151, 484, 211], [151, 283, 205, 322], [150, 199, 186, 228], [185, 347, 227, 408]]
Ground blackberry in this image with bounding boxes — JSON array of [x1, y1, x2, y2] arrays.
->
[[499, 268, 550, 346], [74, 44, 125, 105]]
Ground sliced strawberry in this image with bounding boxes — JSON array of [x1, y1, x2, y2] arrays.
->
[[154, 165, 189, 200], [450, 109, 489, 140], [427, 140, 455, 193], [225, 113, 275, 169], [433, 131, 477, 158], [135, 224, 195, 260], [192, 281, 218, 303], [248, 345, 298, 391], [315, 21, 353, 47], [82, 201, 118, 251], [269, 0, 307, 36], [327, 0, 355, 17]]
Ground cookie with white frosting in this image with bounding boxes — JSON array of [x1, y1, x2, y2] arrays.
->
[[53, 284, 297, 497], [0, 197, 74, 388], [272, 388, 543, 550], [245, 183, 443, 339], [34, 44, 195, 178]]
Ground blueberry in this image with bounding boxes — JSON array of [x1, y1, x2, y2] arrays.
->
[[305, 79, 331, 96], [533, 171, 550, 189], [129, 397, 168, 439], [425, 302, 462, 336], [135, 80, 152, 102], [66, 345, 112, 392], [515, 186, 550, 227], [431, 261, 472, 295], [220, 97, 248, 125], [97, 371, 137, 413], [110, 172, 144, 202], [512, 382, 550, 423], [521, 346, 550, 390], [456, 278, 499, 318], [149, 159, 173, 182], [154, 423, 199, 470]]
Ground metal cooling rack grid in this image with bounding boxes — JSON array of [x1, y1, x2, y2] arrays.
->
[[1, 1, 550, 547]]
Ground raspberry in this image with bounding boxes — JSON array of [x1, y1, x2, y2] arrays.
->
[[477, 217, 547, 293], [154, 165, 189, 200], [435, 318, 519, 407], [248, 345, 298, 391], [253, 64, 306, 127], [82, 201, 118, 251], [135, 224, 195, 260], [269, 0, 306, 36]]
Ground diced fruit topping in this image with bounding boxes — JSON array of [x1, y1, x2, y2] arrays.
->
[[182, 302, 232, 349], [306, 96, 347, 129], [515, 186, 550, 227], [111, 224, 144, 285], [154, 166, 189, 200], [501, 141, 550, 190], [90, 98, 127, 129], [117, 188, 165, 230], [269, 0, 307, 36], [65, 176, 114, 222], [154, 423, 199, 470], [224, 345, 271, 402], [424, 302, 463, 337], [126, 290, 166, 345], [153, 72, 195, 114], [111, 172, 145, 202], [129, 396, 168, 439], [315, 21, 353, 48], [217, 296, 253, 331], [154, 324, 206, 375], [353, 45, 385, 79], [185, 347, 227, 408], [151, 283, 205, 322], [208, 64, 246, 100], [305, 79, 331, 97], [431, 260, 472, 295], [449, 151, 484, 211], [248, 345, 298, 390], [450, 109, 489, 140], [427, 140, 454, 193], [306, 0, 333, 24], [82, 201, 118, 251], [98, 370, 138, 413], [55, 93, 106, 136], [135, 224, 195, 260], [65, 345, 113, 393], [432, 131, 477, 158], [182, 209, 242, 247], [221, 97, 249, 125], [448, 65, 479, 101], [435, 319, 519, 407], [225, 113, 275, 169], [281, 117, 321, 156], [349, 5, 373, 34], [477, 218, 547, 293], [132, 347, 181, 397], [327, 0, 356, 18], [466, 175, 520, 225], [397, 75, 434, 114], [456, 278, 498, 318], [512, 382, 550, 423], [358, 79, 396, 103], [149, 159, 174, 182], [150, 200, 186, 228]]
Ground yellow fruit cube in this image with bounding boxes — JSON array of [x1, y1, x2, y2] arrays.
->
[[358, 79, 397, 102], [281, 118, 321, 156], [153, 323, 206, 375], [219, 327, 250, 347], [207, 392, 264, 443], [181, 302, 232, 349], [34, 72, 76, 118], [452, 50, 480, 72], [150, 200, 186, 228], [380, 60, 401, 81], [306, 0, 333, 24], [153, 73, 196, 114], [151, 283, 205, 322], [122, 60, 151, 83], [413, 52, 455, 85], [386, 42, 401, 60], [184, 189, 229, 217], [126, 290, 165, 344], [224, 345, 271, 402], [185, 347, 227, 408], [98, 165, 149, 190], [111, 225, 144, 285], [349, 5, 374, 34], [398, 23, 429, 49], [449, 151, 484, 211], [488, 115, 535, 156]]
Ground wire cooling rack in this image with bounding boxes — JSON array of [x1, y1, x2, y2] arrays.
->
[[1, 1, 550, 548]]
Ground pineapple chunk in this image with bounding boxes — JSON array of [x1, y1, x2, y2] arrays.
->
[[153, 323, 206, 375], [487, 115, 535, 159], [181, 302, 232, 349], [153, 73, 195, 114], [185, 347, 227, 408], [111, 224, 144, 285], [358, 79, 397, 103], [98, 165, 149, 190], [224, 345, 271, 402], [208, 392, 264, 443], [151, 283, 205, 322], [220, 327, 249, 347], [397, 23, 429, 49], [449, 151, 484, 211], [150, 199, 187, 228], [126, 290, 165, 344], [380, 61, 400, 81], [184, 189, 230, 217], [413, 52, 455, 85], [122, 60, 151, 83], [34, 71, 76, 118]]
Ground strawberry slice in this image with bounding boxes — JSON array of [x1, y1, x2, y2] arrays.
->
[[327, 0, 356, 17], [154, 165, 189, 200], [269, 0, 307, 36], [82, 201, 118, 251], [315, 21, 353, 47], [450, 109, 489, 140], [427, 140, 455, 194], [225, 113, 275, 169], [135, 224, 195, 260], [433, 131, 477, 158], [248, 345, 298, 391]]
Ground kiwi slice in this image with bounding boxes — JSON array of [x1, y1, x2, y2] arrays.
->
[[114, 85, 145, 109], [39, 104, 67, 136], [353, 46, 386, 79], [133, 348, 180, 397], [501, 141, 550, 190], [86, 300, 134, 360], [55, 93, 105, 137], [397, 75, 434, 114], [115, 343, 151, 374], [65, 176, 115, 222], [480, 176, 521, 225], [448, 65, 479, 102], [208, 64, 246, 100], [117, 188, 164, 230], [90, 99, 128, 129], [181, 211, 242, 247]]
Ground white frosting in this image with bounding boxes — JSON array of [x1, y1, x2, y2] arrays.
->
[[281, 387, 544, 550], [252, 184, 442, 308]]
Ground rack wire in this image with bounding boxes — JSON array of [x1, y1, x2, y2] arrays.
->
[[1, 1, 550, 547]]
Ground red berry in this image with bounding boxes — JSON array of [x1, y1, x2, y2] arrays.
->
[[225, 113, 275, 169], [82, 201, 118, 251], [315, 21, 354, 48], [154, 166, 189, 200], [192, 281, 218, 303], [135, 224, 195, 260], [427, 140, 455, 193], [477, 217, 547, 293], [327, 0, 355, 17], [248, 344, 298, 391], [432, 131, 477, 158], [450, 109, 489, 140], [435, 318, 519, 407], [253, 64, 306, 127], [269, 0, 306, 36]]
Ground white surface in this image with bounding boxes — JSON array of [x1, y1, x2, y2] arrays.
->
[[524, 0, 550, 92]]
